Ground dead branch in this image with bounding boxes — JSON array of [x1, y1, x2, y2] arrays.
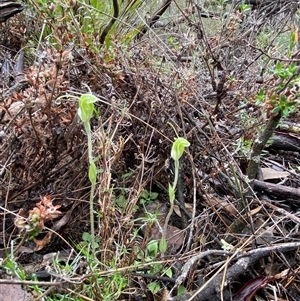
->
[[170, 242, 300, 301], [254, 179, 300, 201], [136, 0, 172, 40]]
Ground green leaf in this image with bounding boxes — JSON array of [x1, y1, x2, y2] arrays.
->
[[177, 285, 187, 296], [121, 171, 133, 179], [82, 232, 92, 242], [164, 267, 173, 278], [171, 137, 190, 161], [82, 232, 99, 248], [279, 94, 287, 102], [168, 183, 175, 202], [276, 61, 282, 72], [141, 190, 149, 199], [150, 192, 159, 200], [147, 240, 158, 257], [151, 263, 163, 274], [159, 237, 168, 253], [271, 106, 281, 114], [255, 89, 265, 104], [288, 63, 297, 74], [89, 162, 97, 184], [114, 194, 126, 209], [148, 282, 160, 294]]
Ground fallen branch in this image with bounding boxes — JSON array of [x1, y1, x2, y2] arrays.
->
[[0, 0, 23, 22], [254, 179, 300, 201], [170, 242, 300, 301], [136, 0, 172, 40]]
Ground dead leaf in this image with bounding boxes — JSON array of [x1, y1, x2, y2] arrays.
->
[[173, 205, 181, 217], [249, 206, 262, 216], [233, 276, 274, 301], [138, 200, 185, 253], [208, 196, 237, 215], [174, 203, 194, 217], [34, 232, 52, 251], [261, 167, 289, 180], [150, 224, 185, 254]]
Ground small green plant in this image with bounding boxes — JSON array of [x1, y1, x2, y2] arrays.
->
[[219, 0, 228, 5], [1, 253, 26, 280], [228, 75, 235, 83], [160, 137, 190, 254], [246, 61, 300, 186], [1, 255, 46, 299], [134, 239, 173, 293], [239, 3, 251, 13], [140, 190, 159, 205], [77, 92, 99, 253], [255, 88, 266, 104], [114, 189, 127, 212], [271, 61, 297, 80], [271, 93, 297, 117], [82, 232, 100, 249], [131, 189, 159, 213], [235, 137, 252, 156], [70, 236, 128, 301]]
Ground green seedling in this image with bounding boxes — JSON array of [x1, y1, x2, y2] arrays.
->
[[78, 92, 99, 253], [160, 137, 190, 254]]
